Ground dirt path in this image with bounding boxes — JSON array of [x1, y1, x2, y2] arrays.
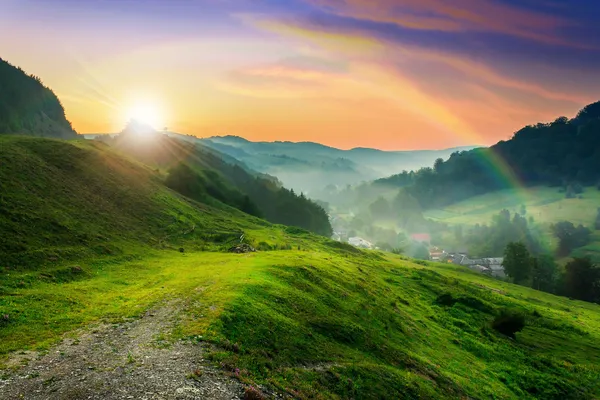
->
[[0, 303, 245, 400]]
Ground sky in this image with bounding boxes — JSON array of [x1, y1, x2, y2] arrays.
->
[[1, 0, 600, 150]]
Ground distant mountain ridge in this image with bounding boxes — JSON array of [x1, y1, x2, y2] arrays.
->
[[0, 58, 76, 139], [207, 134, 477, 154], [87, 131, 479, 195], [199, 135, 479, 194]]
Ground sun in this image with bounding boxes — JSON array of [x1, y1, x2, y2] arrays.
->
[[126, 101, 164, 129]]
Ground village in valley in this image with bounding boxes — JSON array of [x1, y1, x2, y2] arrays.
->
[[333, 228, 506, 279]]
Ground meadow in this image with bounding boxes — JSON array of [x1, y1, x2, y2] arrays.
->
[[2, 246, 600, 399], [424, 186, 599, 227]]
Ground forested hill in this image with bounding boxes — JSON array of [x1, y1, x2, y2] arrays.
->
[[99, 123, 333, 236], [378, 101, 600, 209], [0, 58, 76, 139]]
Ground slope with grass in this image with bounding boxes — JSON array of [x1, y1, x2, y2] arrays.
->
[[0, 135, 287, 268], [424, 186, 600, 227], [2, 249, 600, 399], [107, 127, 332, 236], [1, 136, 600, 399]]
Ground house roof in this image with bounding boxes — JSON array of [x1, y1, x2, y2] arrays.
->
[[410, 233, 431, 242], [482, 257, 504, 264]]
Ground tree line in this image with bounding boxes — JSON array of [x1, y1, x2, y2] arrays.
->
[[504, 243, 600, 304], [0, 58, 76, 138], [376, 101, 600, 210]]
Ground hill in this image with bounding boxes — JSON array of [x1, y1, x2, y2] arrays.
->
[[319, 102, 600, 261], [423, 186, 600, 262], [99, 123, 332, 236], [0, 59, 76, 139], [199, 135, 478, 194], [0, 135, 296, 268], [376, 101, 600, 210], [1, 135, 600, 399]]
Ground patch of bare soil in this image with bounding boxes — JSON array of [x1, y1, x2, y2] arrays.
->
[[0, 303, 244, 400]]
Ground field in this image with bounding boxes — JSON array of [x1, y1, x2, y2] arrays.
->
[[424, 186, 600, 227], [2, 247, 600, 399], [2, 137, 600, 399]]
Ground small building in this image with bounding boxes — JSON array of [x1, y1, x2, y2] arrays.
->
[[410, 233, 431, 244], [481, 258, 505, 278], [429, 247, 444, 261], [469, 264, 491, 274], [452, 255, 506, 278]]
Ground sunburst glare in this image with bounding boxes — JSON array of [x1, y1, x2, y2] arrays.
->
[[125, 100, 164, 129]]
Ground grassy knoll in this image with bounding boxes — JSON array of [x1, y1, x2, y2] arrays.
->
[[2, 137, 600, 399], [424, 186, 599, 227], [2, 249, 600, 399]]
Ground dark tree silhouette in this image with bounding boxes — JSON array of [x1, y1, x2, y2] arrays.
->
[[503, 242, 532, 284], [551, 221, 591, 257], [564, 258, 600, 303], [0, 58, 76, 138], [531, 255, 557, 293]]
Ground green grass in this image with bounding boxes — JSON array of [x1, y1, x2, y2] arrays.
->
[[0, 136, 298, 267], [2, 136, 600, 399], [424, 186, 600, 227], [2, 250, 599, 399], [424, 186, 600, 262]]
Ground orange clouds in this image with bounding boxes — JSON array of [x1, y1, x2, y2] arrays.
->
[[229, 12, 592, 148], [219, 58, 480, 145]]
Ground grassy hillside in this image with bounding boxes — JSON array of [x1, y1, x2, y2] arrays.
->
[[106, 127, 332, 236], [424, 186, 599, 227], [0, 59, 76, 138], [1, 137, 600, 399], [0, 136, 291, 268], [2, 249, 600, 399]]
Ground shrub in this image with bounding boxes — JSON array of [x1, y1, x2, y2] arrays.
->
[[325, 240, 360, 254], [256, 242, 273, 251], [492, 309, 526, 338], [435, 293, 456, 307], [284, 226, 310, 235]]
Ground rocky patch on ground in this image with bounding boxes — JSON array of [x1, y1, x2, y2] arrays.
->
[[228, 244, 256, 254], [0, 303, 245, 399]]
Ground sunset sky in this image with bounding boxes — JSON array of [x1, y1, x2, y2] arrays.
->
[[2, 0, 599, 150]]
